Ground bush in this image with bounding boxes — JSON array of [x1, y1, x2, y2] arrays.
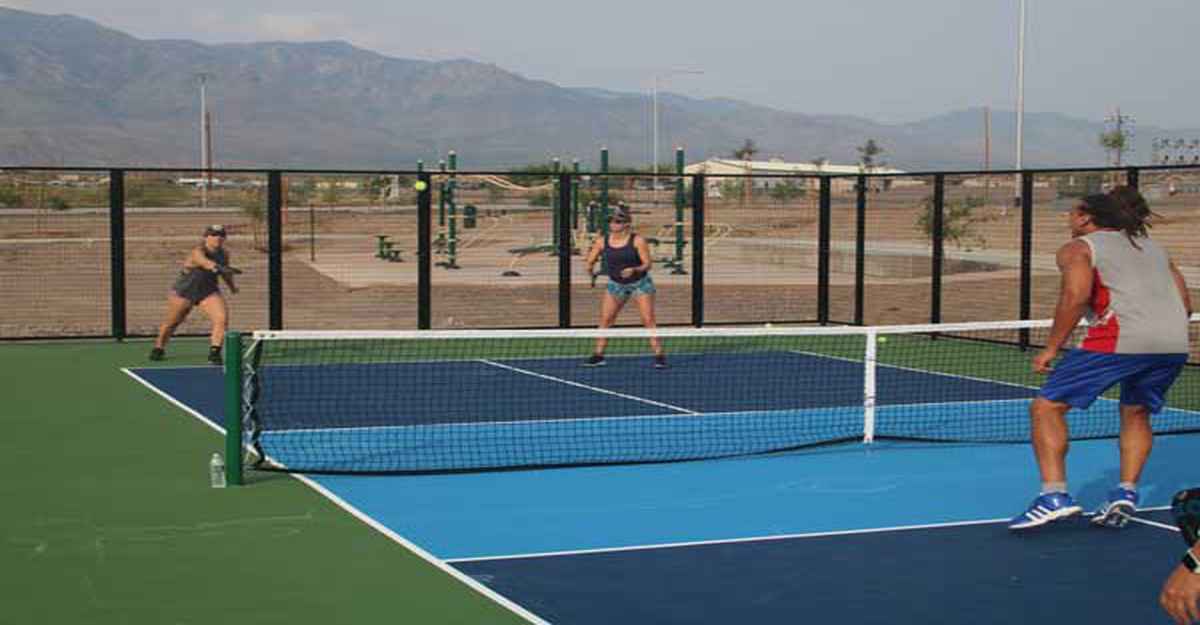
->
[[0, 185, 20, 207]]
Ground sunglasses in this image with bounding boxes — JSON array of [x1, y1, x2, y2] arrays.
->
[[609, 218, 629, 224]]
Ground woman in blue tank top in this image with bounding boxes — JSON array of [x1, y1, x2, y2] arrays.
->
[[149, 224, 239, 365], [582, 205, 666, 368]]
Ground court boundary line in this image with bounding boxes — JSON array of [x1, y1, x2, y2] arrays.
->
[[120, 367, 550, 625], [444, 506, 1175, 564]]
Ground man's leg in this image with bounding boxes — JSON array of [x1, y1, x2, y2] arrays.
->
[[1030, 396, 1073, 489], [1091, 404, 1152, 527], [1117, 403, 1153, 485], [1010, 396, 1082, 530]]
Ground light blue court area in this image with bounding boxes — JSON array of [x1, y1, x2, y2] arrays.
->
[[128, 360, 1200, 624], [311, 435, 1199, 560]]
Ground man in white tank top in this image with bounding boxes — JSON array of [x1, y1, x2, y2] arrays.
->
[[1010, 190, 1193, 531]]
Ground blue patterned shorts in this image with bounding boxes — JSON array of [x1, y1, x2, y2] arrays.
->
[[606, 274, 656, 301]]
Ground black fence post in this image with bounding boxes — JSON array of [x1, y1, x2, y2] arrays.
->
[[109, 169, 126, 340], [691, 174, 705, 327], [1127, 167, 1139, 189], [854, 175, 866, 326], [267, 171, 283, 330], [1019, 172, 1034, 349], [818, 177, 832, 325], [931, 174, 945, 324], [417, 172, 432, 329], [557, 173, 572, 328]]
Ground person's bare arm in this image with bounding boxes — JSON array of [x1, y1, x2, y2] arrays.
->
[[186, 247, 219, 271], [584, 238, 604, 275], [1159, 547, 1200, 625], [220, 252, 238, 293], [1169, 260, 1193, 317], [1032, 240, 1093, 373], [629, 235, 654, 276]]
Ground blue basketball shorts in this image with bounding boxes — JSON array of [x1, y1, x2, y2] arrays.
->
[[1038, 349, 1189, 413]]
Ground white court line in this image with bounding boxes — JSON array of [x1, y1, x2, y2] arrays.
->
[[447, 506, 1179, 564], [788, 347, 1042, 393], [121, 368, 549, 625], [1109, 509, 1182, 533], [478, 358, 699, 415]]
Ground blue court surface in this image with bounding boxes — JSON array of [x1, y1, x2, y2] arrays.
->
[[127, 355, 1200, 625]]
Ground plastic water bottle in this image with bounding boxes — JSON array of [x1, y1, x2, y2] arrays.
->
[[210, 452, 226, 488]]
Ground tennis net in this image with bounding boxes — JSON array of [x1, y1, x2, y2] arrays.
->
[[228, 318, 1200, 474]]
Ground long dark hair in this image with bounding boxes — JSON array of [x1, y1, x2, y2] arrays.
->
[[1076, 187, 1155, 248]]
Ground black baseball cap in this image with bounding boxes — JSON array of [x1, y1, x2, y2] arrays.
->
[[610, 206, 631, 222], [204, 224, 227, 237]]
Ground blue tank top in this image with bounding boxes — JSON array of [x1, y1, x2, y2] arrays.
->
[[604, 234, 644, 284]]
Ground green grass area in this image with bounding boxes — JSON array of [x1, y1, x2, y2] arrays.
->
[[0, 338, 529, 625]]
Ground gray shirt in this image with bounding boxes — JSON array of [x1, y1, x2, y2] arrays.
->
[[1077, 230, 1188, 354]]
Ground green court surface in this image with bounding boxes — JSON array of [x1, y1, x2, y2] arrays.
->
[[0, 338, 526, 625]]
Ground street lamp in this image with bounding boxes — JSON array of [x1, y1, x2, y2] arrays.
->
[[196, 72, 214, 209], [653, 69, 703, 204], [1012, 0, 1026, 215]]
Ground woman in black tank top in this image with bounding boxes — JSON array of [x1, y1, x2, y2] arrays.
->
[[581, 205, 666, 368], [149, 224, 239, 365]]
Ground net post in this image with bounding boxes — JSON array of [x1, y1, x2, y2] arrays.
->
[[109, 169, 126, 340], [1019, 172, 1034, 350], [931, 174, 945, 325], [863, 329, 878, 444], [818, 177, 832, 325], [854, 175, 867, 325], [223, 331, 243, 486], [691, 173, 705, 327], [557, 172, 572, 328], [267, 171, 283, 330]]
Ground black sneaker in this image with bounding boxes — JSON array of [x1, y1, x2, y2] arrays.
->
[[207, 349, 223, 365], [148, 347, 165, 361], [582, 354, 606, 367], [653, 354, 669, 369]]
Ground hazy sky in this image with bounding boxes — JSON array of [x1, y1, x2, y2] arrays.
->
[[5, 0, 1197, 128]]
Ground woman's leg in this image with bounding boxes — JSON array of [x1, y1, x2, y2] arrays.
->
[[632, 293, 662, 356], [593, 293, 626, 356], [154, 294, 194, 351], [196, 293, 229, 349]]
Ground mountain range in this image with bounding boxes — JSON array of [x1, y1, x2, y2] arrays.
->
[[0, 7, 1194, 171]]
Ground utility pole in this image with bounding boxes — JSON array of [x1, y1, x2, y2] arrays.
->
[[1012, 0, 1026, 216], [984, 106, 992, 207], [197, 73, 213, 209]]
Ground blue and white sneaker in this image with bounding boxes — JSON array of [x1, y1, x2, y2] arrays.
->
[[1009, 492, 1083, 530], [1090, 487, 1139, 528]]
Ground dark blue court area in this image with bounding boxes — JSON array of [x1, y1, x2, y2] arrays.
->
[[128, 354, 1200, 625], [452, 511, 1182, 625]]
